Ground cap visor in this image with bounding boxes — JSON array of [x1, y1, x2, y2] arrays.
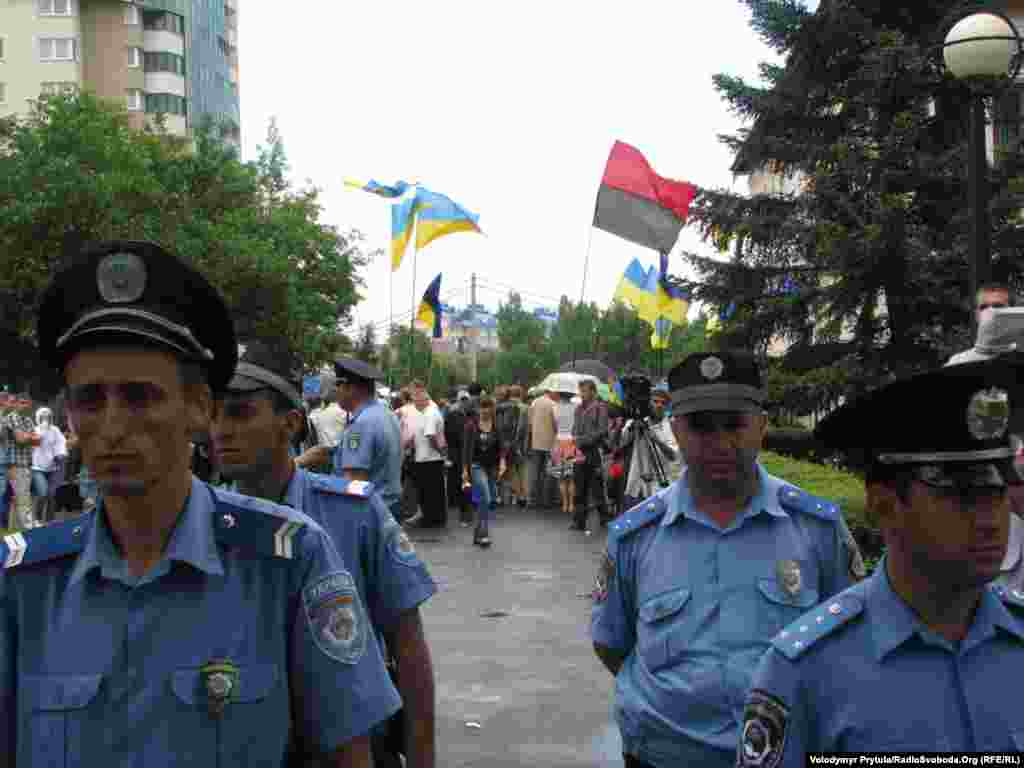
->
[[226, 373, 270, 392], [672, 398, 762, 415]]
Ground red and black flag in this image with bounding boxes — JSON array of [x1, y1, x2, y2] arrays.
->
[[593, 141, 697, 254]]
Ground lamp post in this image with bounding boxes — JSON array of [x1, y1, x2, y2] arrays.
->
[[943, 11, 1023, 328]]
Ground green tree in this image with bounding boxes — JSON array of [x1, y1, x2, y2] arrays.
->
[[387, 324, 432, 385], [0, 91, 370, 395], [687, 0, 1024, 399], [494, 292, 555, 385]]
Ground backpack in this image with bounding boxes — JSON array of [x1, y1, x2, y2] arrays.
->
[[495, 401, 520, 446]]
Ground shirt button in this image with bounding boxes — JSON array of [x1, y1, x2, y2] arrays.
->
[[828, 603, 842, 615], [779, 630, 789, 639], [794, 640, 803, 649], [816, 616, 824, 624]]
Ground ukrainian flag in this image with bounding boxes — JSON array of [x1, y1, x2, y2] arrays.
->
[[390, 188, 423, 271], [343, 177, 411, 199], [612, 259, 659, 320], [655, 253, 689, 327], [413, 188, 482, 251], [416, 274, 443, 338]]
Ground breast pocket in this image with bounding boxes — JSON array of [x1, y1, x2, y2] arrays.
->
[[756, 578, 819, 639], [170, 662, 286, 764], [637, 587, 692, 673], [21, 673, 103, 768]]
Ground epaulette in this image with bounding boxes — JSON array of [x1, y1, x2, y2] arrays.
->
[[1, 513, 92, 569], [991, 584, 1024, 611], [778, 485, 840, 523], [608, 490, 669, 540], [771, 591, 864, 660], [212, 487, 312, 560], [308, 473, 374, 499]]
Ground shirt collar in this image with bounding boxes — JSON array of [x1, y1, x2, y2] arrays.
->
[[350, 400, 373, 422], [69, 475, 224, 586], [868, 560, 1024, 660], [1001, 514, 1024, 573], [662, 463, 788, 529], [283, 468, 306, 509]]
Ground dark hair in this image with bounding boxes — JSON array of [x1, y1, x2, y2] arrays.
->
[[468, 382, 483, 396], [579, 379, 597, 393], [864, 461, 913, 503]]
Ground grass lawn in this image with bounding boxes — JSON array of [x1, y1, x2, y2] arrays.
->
[[760, 450, 870, 530]]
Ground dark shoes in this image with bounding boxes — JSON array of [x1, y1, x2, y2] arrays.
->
[[568, 521, 587, 531], [473, 526, 492, 547]]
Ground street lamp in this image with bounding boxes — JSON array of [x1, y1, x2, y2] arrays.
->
[[943, 11, 1023, 328]]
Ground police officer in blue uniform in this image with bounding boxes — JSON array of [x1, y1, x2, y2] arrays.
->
[[211, 340, 438, 768], [737, 356, 1024, 766], [332, 358, 404, 522], [2, 240, 400, 766], [591, 351, 864, 768]]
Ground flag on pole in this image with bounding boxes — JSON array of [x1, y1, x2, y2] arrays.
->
[[416, 273, 443, 338], [413, 188, 482, 251], [390, 187, 424, 271], [613, 257, 689, 349], [593, 141, 697, 254], [343, 178, 412, 199]]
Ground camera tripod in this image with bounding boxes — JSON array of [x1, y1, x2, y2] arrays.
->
[[630, 416, 671, 492]]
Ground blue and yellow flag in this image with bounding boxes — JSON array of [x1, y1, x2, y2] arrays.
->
[[613, 257, 689, 348], [413, 188, 482, 251], [343, 177, 411, 199], [612, 259, 659, 320], [390, 188, 424, 271], [416, 273, 443, 338]]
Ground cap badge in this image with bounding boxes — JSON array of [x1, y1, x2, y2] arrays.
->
[[97, 251, 146, 304], [237, 343, 248, 358], [776, 559, 802, 598], [966, 387, 1010, 441], [700, 356, 725, 381]]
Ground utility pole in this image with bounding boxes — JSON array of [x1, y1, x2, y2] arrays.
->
[[469, 272, 478, 383]]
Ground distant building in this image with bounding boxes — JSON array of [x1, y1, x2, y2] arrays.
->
[[0, 0, 240, 145], [432, 302, 559, 354]]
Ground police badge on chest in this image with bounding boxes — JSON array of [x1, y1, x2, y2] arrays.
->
[[775, 559, 801, 598]]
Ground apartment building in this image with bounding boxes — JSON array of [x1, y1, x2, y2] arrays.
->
[[0, 0, 239, 143]]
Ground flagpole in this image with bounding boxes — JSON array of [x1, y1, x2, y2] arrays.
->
[[408, 220, 419, 383], [388, 259, 395, 390], [574, 216, 597, 369]]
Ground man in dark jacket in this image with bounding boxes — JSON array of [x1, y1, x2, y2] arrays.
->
[[572, 379, 610, 531], [445, 389, 471, 524]]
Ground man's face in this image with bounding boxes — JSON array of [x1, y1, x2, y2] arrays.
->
[[672, 409, 767, 497], [651, 394, 669, 420], [336, 381, 355, 411], [65, 346, 209, 498], [579, 384, 595, 403], [413, 388, 429, 411], [880, 470, 1011, 590], [210, 391, 292, 479], [977, 288, 1010, 324]]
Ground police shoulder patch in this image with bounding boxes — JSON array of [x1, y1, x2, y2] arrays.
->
[[593, 551, 615, 602], [212, 488, 309, 560], [302, 569, 367, 664], [778, 485, 839, 523], [771, 591, 864, 661], [608, 493, 668, 540], [1, 513, 91, 569], [738, 689, 789, 768]]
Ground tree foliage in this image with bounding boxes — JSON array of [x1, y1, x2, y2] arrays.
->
[[0, 91, 371, 393], [688, 0, 1024, 402]]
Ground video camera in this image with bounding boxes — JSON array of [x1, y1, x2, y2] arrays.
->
[[620, 373, 653, 422]]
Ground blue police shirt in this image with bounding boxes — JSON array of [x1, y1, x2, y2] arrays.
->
[[335, 400, 402, 509], [0, 475, 402, 766], [283, 468, 436, 634], [738, 560, 1024, 766], [591, 464, 860, 768]]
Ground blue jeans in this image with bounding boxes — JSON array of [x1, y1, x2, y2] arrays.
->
[[31, 470, 51, 499], [471, 464, 493, 527]]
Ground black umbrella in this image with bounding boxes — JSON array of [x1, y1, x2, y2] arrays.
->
[[558, 359, 615, 383]]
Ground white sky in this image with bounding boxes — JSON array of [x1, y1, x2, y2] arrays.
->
[[238, 2, 801, 340]]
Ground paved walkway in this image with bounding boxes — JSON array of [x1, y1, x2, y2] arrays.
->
[[411, 504, 626, 768]]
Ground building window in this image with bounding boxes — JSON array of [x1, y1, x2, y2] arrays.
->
[[145, 92, 186, 116], [41, 81, 76, 96], [126, 88, 143, 111], [39, 37, 76, 62], [38, 0, 72, 16], [127, 46, 142, 68], [142, 10, 185, 36], [124, 4, 140, 25], [144, 51, 186, 76]]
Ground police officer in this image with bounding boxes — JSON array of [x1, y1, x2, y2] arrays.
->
[[591, 351, 864, 768], [211, 340, 438, 768], [2, 240, 400, 766], [331, 358, 404, 522], [737, 356, 1024, 765]]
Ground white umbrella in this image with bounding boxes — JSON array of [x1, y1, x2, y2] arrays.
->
[[535, 372, 599, 396]]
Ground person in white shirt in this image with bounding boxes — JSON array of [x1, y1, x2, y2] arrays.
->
[[295, 393, 349, 471], [31, 406, 67, 525], [405, 381, 448, 529]]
